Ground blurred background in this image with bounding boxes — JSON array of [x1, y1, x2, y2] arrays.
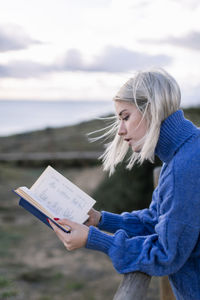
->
[[0, 0, 200, 299]]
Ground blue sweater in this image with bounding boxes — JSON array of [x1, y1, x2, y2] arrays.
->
[[86, 110, 200, 300]]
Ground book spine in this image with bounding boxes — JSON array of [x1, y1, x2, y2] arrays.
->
[[18, 197, 70, 233]]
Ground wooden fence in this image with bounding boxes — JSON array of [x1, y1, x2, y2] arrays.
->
[[1, 153, 176, 299], [0, 151, 102, 167], [113, 167, 176, 300], [0, 151, 102, 161]]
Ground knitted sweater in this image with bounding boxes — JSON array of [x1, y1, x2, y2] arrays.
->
[[86, 110, 200, 300]]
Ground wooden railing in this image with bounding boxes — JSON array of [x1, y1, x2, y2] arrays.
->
[[0, 151, 102, 167], [113, 272, 151, 300], [0, 151, 102, 161], [113, 167, 176, 300]]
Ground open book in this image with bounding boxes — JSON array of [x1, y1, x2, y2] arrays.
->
[[14, 166, 96, 232]]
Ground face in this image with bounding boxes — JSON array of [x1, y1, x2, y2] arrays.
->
[[115, 100, 148, 152]]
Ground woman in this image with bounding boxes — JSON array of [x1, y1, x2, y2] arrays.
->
[[49, 68, 200, 300]]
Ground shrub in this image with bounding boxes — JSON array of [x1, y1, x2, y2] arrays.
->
[[93, 158, 161, 214]]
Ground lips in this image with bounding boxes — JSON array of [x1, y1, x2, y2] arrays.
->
[[124, 138, 132, 146]]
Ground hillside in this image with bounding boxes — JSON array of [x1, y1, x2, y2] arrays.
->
[[0, 118, 108, 153], [0, 107, 199, 299], [0, 107, 199, 154]]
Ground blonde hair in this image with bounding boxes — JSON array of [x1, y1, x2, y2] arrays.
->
[[91, 68, 181, 175]]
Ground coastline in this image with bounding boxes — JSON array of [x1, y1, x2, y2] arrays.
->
[[0, 100, 114, 137]]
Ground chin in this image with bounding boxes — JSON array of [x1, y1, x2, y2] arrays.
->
[[131, 146, 141, 153]]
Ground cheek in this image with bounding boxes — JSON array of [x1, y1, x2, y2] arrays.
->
[[130, 118, 147, 139], [140, 121, 148, 138]]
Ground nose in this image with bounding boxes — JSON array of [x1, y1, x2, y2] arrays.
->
[[118, 121, 127, 136]]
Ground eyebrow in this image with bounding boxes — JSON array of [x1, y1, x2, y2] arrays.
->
[[119, 109, 128, 116]]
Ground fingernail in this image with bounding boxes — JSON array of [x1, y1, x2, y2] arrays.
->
[[54, 218, 60, 220], [46, 218, 50, 223]]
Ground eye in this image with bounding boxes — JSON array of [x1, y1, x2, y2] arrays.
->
[[123, 115, 129, 121]]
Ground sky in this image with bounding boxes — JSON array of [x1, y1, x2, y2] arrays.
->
[[0, 0, 200, 107]]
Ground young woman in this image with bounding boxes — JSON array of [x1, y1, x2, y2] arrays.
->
[[49, 68, 200, 300]]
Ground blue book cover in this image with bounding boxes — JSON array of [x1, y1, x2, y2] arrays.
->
[[14, 165, 95, 232], [16, 194, 70, 233]]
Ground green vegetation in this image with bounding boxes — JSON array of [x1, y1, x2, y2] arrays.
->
[[0, 107, 199, 154], [19, 269, 65, 283], [0, 290, 18, 299], [0, 276, 11, 288], [0, 229, 23, 257], [65, 279, 85, 291], [184, 107, 200, 127], [38, 297, 53, 300], [0, 107, 199, 299], [0, 275, 18, 299], [94, 160, 159, 213], [93, 107, 200, 213], [0, 118, 106, 153]]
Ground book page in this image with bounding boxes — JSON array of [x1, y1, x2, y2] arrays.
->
[[15, 187, 71, 231], [29, 166, 95, 223]]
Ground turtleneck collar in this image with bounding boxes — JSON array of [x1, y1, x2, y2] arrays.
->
[[155, 110, 199, 163]]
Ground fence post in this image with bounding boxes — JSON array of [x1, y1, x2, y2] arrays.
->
[[153, 168, 176, 300], [113, 166, 176, 300], [160, 277, 176, 300], [112, 167, 162, 300], [113, 272, 151, 300]]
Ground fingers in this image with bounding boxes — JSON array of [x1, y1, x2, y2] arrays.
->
[[49, 220, 67, 239], [84, 220, 89, 226], [48, 219, 75, 251], [55, 218, 78, 229], [88, 208, 94, 215]]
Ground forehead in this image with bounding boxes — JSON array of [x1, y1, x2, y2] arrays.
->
[[114, 100, 136, 114]]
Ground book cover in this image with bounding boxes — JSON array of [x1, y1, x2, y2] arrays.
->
[[14, 165, 96, 232], [18, 196, 70, 233]]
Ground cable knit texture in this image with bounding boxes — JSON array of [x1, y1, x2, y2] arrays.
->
[[86, 110, 200, 300]]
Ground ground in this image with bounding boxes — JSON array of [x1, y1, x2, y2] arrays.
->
[[0, 163, 160, 299]]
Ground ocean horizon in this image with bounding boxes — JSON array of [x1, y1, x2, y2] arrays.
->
[[0, 100, 114, 137]]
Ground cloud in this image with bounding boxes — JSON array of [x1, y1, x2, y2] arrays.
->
[[91, 46, 171, 72], [141, 31, 200, 51], [165, 31, 200, 51], [171, 0, 200, 9], [57, 46, 172, 72], [0, 46, 172, 78], [0, 24, 42, 52], [0, 61, 51, 78], [55, 49, 85, 71]]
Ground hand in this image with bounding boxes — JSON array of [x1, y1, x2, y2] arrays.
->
[[49, 218, 89, 251], [84, 208, 101, 227]]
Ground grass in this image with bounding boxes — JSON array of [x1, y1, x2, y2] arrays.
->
[[0, 276, 11, 288], [19, 269, 85, 291], [0, 290, 18, 299], [0, 106, 177, 300], [0, 117, 106, 153], [65, 279, 85, 291], [0, 275, 18, 299], [19, 269, 65, 283], [0, 229, 23, 257], [38, 297, 53, 300], [0, 107, 199, 155]]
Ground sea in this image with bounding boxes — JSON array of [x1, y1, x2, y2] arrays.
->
[[0, 100, 115, 137]]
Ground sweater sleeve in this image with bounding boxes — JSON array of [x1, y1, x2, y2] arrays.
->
[[86, 156, 200, 276], [97, 188, 158, 237]]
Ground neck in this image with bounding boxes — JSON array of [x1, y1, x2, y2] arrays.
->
[[155, 110, 198, 163]]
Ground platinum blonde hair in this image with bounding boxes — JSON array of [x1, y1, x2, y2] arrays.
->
[[91, 68, 181, 175]]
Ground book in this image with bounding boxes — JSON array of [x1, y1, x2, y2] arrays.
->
[[14, 165, 96, 233]]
